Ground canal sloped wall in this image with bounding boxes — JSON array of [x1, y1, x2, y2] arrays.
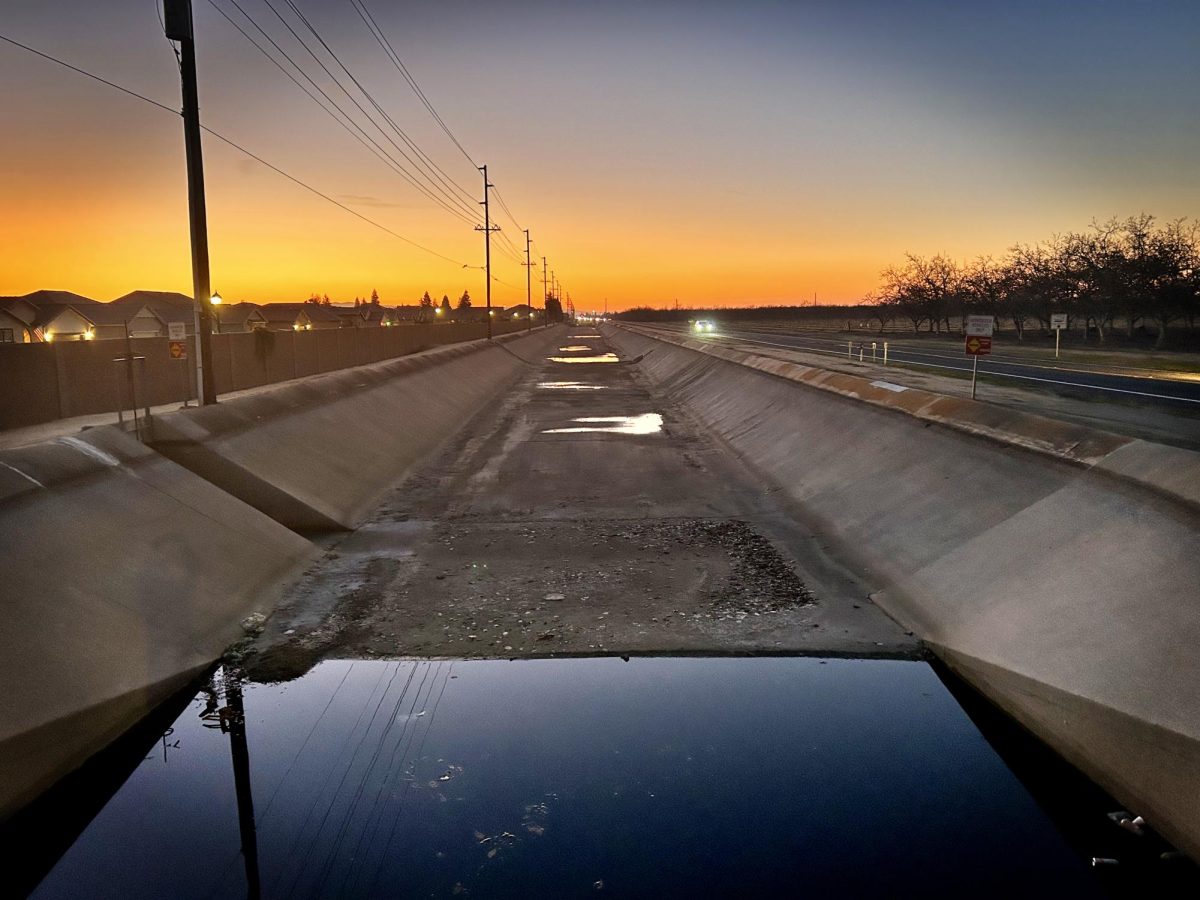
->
[[146, 327, 564, 531], [606, 323, 1200, 860], [0, 426, 317, 818], [0, 326, 561, 821]]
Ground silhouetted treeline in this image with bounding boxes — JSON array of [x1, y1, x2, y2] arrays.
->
[[615, 305, 872, 323], [872, 215, 1199, 347], [620, 216, 1200, 348]]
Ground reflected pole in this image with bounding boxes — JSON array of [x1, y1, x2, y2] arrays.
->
[[225, 676, 261, 899]]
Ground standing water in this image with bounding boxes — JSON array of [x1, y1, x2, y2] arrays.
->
[[14, 657, 1192, 898]]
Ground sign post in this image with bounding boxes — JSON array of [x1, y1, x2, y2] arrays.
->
[[168, 322, 190, 406], [964, 315, 994, 400], [1050, 313, 1067, 359]]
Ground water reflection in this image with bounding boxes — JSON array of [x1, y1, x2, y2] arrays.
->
[[537, 381, 607, 391], [547, 353, 619, 363], [542, 413, 664, 435], [27, 657, 1107, 899], [557, 345, 594, 352]]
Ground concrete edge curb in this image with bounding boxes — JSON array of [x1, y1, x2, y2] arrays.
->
[[615, 323, 1200, 512], [148, 325, 561, 441]]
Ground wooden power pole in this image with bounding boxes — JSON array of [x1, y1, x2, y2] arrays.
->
[[163, 0, 217, 404]]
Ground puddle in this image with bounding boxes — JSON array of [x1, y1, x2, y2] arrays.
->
[[569, 334, 602, 338], [557, 345, 595, 352], [543, 413, 664, 435], [537, 381, 607, 391], [547, 353, 620, 363], [17, 657, 1127, 898]]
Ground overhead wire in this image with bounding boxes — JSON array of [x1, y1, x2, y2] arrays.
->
[[255, 0, 483, 226], [350, 0, 477, 168], [0, 30, 471, 267], [280, 0, 481, 216], [346, 0, 545, 269], [208, 0, 472, 226]]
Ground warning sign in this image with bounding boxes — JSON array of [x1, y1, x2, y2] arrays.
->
[[169, 340, 188, 360], [965, 335, 992, 356]]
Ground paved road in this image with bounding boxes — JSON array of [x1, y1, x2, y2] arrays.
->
[[673, 325, 1200, 408]]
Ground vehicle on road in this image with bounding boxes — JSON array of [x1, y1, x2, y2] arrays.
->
[[693, 319, 716, 333]]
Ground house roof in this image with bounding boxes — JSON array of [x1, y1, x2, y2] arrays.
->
[[215, 302, 267, 326], [32, 304, 96, 330], [111, 290, 195, 322], [85, 303, 163, 327], [257, 302, 343, 324], [0, 297, 40, 325], [19, 290, 100, 306]]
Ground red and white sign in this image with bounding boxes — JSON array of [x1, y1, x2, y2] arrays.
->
[[169, 340, 188, 360], [965, 335, 992, 356]]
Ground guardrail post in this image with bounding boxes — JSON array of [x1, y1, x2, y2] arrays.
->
[[883, 342, 888, 365]]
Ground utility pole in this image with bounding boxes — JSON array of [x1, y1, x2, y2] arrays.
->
[[164, 0, 217, 405], [524, 229, 533, 334], [474, 164, 498, 339], [542, 256, 548, 326]]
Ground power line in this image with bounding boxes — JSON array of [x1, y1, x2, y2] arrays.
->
[[351, 0, 477, 168], [0, 30, 470, 267], [280, 0, 480, 216], [348, 0, 539, 245], [0, 32, 178, 114], [208, 0, 450, 215], [256, 0, 483, 226], [217, 0, 480, 228]]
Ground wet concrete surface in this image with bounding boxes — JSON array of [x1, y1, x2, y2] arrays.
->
[[246, 332, 914, 681]]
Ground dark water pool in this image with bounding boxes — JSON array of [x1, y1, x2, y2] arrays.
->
[[16, 657, 1180, 898]]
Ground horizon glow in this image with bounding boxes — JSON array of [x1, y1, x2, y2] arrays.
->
[[1, 0, 1198, 311]]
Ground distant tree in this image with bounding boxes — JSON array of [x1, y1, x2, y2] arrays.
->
[[457, 290, 472, 310], [321, 294, 332, 306], [546, 295, 564, 322], [370, 288, 380, 305], [354, 297, 361, 308], [440, 295, 451, 317], [306, 293, 321, 305], [420, 291, 433, 308]]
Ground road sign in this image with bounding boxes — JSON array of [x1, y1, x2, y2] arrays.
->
[[965, 336, 992, 356], [965, 315, 994, 337], [168, 321, 187, 341], [1050, 313, 1068, 331], [169, 340, 188, 360]]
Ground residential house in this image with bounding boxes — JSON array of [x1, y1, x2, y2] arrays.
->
[[0, 297, 40, 343], [111, 290, 196, 336], [1, 290, 101, 342], [215, 303, 269, 333], [257, 303, 343, 332], [505, 304, 540, 322], [85, 302, 168, 340], [453, 306, 504, 323]]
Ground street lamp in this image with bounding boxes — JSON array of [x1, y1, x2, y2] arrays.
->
[[210, 291, 223, 334]]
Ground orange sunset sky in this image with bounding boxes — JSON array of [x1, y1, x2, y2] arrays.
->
[[2, 1, 1199, 311]]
